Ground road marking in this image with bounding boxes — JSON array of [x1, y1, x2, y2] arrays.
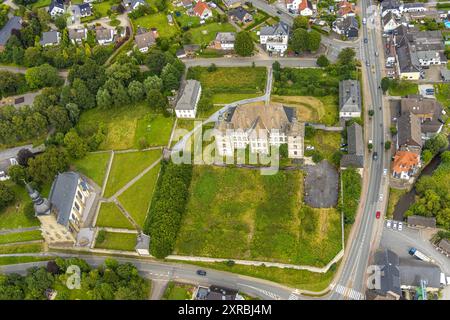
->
[[288, 293, 299, 300], [237, 283, 281, 300], [333, 284, 364, 300]]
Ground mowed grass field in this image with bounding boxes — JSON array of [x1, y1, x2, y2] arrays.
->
[[95, 202, 135, 230], [271, 95, 339, 126], [77, 104, 174, 150], [0, 230, 42, 245], [103, 149, 161, 198], [188, 67, 267, 104], [132, 13, 179, 38], [95, 231, 137, 251], [71, 152, 111, 187], [174, 166, 342, 266], [190, 22, 236, 46]]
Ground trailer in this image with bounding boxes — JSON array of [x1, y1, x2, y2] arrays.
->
[[408, 247, 434, 263]]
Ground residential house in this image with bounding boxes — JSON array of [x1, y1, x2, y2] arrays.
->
[[337, 1, 355, 18], [176, 44, 200, 58], [259, 22, 290, 56], [134, 28, 157, 52], [75, 3, 92, 17], [400, 95, 445, 139], [408, 10, 440, 22], [396, 41, 422, 80], [195, 286, 242, 300], [400, 3, 426, 14], [383, 11, 401, 33], [181, 0, 193, 8], [135, 233, 150, 256], [213, 32, 235, 50], [40, 30, 61, 47], [440, 68, 450, 82], [0, 16, 22, 52], [286, 0, 314, 16], [49, 0, 65, 16], [175, 80, 202, 118], [222, 0, 241, 9], [391, 150, 420, 180], [339, 80, 361, 118], [372, 249, 402, 299], [333, 16, 359, 38], [26, 172, 93, 245], [340, 123, 364, 168], [69, 28, 87, 43], [96, 27, 114, 45], [396, 111, 423, 152], [228, 6, 253, 24], [214, 104, 304, 158], [380, 0, 401, 17], [407, 215, 436, 228], [193, 1, 213, 20], [123, 0, 146, 10]]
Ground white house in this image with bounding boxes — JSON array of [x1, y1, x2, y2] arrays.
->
[[49, 0, 65, 16], [214, 104, 304, 159], [286, 0, 313, 16], [259, 22, 290, 56], [400, 3, 426, 14], [68, 28, 87, 44], [383, 12, 401, 33], [96, 27, 114, 45], [175, 80, 202, 118], [123, 0, 146, 10], [213, 32, 235, 50], [339, 80, 361, 118], [193, 1, 213, 19]]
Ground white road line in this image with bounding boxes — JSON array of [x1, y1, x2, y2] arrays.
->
[[237, 283, 281, 300], [288, 293, 299, 300]]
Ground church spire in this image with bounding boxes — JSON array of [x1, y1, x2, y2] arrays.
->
[[24, 181, 51, 216]]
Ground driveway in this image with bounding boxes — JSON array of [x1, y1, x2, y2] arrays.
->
[[303, 160, 339, 208]]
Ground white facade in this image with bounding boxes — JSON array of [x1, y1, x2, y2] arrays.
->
[[97, 29, 114, 45], [175, 106, 198, 118], [400, 5, 426, 13], [384, 18, 400, 33], [175, 81, 201, 119], [339, 110, 361, 118], [259, 34, 289, 55], [50, 6, 65, 16], [417, 51, 444, 66]]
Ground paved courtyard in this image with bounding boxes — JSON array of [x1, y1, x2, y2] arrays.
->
[[303, 160, 339, 208]]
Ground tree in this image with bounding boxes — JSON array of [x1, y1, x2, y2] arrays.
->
[[7, 165, 28, 185], [207, 63, 217, 72], [422, 149, 433, 164], [145, 51, 167, 75], [368, 143, 373, 151], [96, 88, 112, 108], [127, 80, 145, 103], [368, 109, 374, 117], [147, 89, 167, 110], [290, 28, 309, 53], [385, 141, 391, 150], [0, 182, 15, 210], [25, 64, 62, 90], [17, 148, 34, 166], [143, 75, 163, 91], [381, 77, 391, 94], [46, 105, 72, 133], [54, 15, 67, 30], [234, 31, 254, 57], [316, 55, 329, 67], [27, 147, 69, 185], [424, 133, 449, 156], [161, 63, 181, 91], [64, 130, 88, 159], [390, 125, 397, 136], [307, 30, 321, 52], [70, 79, 96, 110], [292, 16, 309, 30]]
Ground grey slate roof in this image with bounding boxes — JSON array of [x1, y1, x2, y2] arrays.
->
[[0, 16, 22, 46], [438, 239, 450, 253], [381, 0, 400, 11], [341, 123, 364, 168], [49, 172, 84, 227], [176, 80, 201, 111], [215, 32, 235, 43], [373, 249, 402, 297], [399, 258, 441, 289], [228, 7, 251, 22], [260, 21, 290, 36], [397, 112, 422, 148], [40, 30, 60, 46], [407, 215, 436, 228], [400, 96, 444, 135], [78, 3, 92, 15], [49, 0, 64, 13], [339, 80, 361, 113]]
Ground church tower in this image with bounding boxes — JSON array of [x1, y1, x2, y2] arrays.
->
[[25, 182, 51, 216]]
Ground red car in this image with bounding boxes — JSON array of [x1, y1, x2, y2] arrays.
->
[[376, 211, 381, 219]]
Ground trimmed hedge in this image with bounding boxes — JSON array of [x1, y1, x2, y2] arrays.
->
[[143, 161, 193, 258]]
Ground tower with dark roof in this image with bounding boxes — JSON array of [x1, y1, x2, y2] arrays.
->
[[25, 182, 51, 216]]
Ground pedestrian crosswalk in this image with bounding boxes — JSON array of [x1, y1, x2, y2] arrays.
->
[[288, 293, 299, 300], [332, 284, 365, 300]]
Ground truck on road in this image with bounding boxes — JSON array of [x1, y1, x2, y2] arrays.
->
[[409, 247, 434, 263]]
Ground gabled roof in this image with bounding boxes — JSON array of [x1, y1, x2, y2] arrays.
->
[[438, 239, 450, 253], [69, 28, 87, 40], [260, 21, 290, 36], [96, 27, 113, 41], [407, 215, 436, 228], [341, 123, 364, 168], [134, 31, 156, 49], [49, 0, 64, 12], [299, 0, 312, 11], [40, 30, 60, 45], [215, 32, 235, 43], [392, 150, 419, 175], [78, 3, 92, 15], [0, 16, 22, 46], [397, 112, 422, 148], [373, 249, 402, 297], [193, 1, 211, 16], [176, 80, 202, 111], [339, 80, 361, 113], [400, 96, 444, 134], [228, 6, 250, 21], [381, 0, 400, 11]]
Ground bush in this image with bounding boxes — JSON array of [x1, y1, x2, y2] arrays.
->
[[338, 169, 361, 224], [96, 230, 106, 244], [312, 151, 323, 163]]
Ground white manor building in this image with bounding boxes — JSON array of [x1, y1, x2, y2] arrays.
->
[[259, 22, 290, 56], [214, 104, 304, 158], [175, 80, 202, 118]]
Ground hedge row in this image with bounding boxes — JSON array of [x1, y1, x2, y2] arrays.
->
[[338, 168, 362, 225]]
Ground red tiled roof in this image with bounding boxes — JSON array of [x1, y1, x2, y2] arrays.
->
[[194, 1, 210, 16], [392, 150, 419, 175]]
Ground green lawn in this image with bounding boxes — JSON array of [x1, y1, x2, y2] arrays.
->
[[187, 67, 267, 104], [174, 166, 342, 266], [388, 81, 418, 96], [118, 163, 161, 228], [0, 230, 42, 245], [77, 104, 169, 150], [176, 11, 201, 29], [31, 0, 51, 9], [132, 13, 179, 38], [71, 152, 111, 187], [135, 114, 175, 148], [190, 22, 236, 46], [434, 83, 450, 113], [93, 0, 114, 17], [172, 260, 337, 292], [0, 256, 50, 266], [0, 183, 40, 230], [387, 188, 407, 219], [0, 242, 43, 254], [162, 282, 194, 300], [95, 202, 135, 230], [104, 149, 161, 198], [95, 231, 137, 251], [304, 130, 342, 165]]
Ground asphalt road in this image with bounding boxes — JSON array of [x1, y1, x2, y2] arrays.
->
[[0, 254, 301, 300], [327, 1, 388, 300]]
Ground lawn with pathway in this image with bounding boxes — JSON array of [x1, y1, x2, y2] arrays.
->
[[95, 231, 137, 251], [103, 149, 161, 198], [162, 282, 195, 300], [71, 152, 111, 187], [95, 202, 135, 230]]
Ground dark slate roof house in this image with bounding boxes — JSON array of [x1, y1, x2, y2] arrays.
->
[[40, 30, 60, 46], [78, 3, 92, 16], [407, 215, 436, 228], [175, 80, 202, 111], [339, 80, 361, 116], [260, 21, 290, 37], [373, 249, 402, 298], [397, 112, 422, 150], [0, 16, 22, 49], [341, 123, 364, 168], [196, 286, 239, 300], [228, 6, 252, 23], [399, 258, 441, 289]]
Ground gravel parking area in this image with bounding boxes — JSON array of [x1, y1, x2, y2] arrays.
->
[[304, 160, 339, 208]]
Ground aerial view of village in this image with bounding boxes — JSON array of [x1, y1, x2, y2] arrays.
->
[[0, 0, 448, 304]]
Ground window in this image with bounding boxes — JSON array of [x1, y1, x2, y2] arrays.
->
[[74, 202, 80, 211], [77, 190, 83, 201]]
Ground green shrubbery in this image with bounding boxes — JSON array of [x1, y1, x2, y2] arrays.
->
[[144, 161, 193, 258], [338, 168, 362, 224]]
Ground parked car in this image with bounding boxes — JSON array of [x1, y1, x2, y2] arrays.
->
[[362, 17, 367, 25], [386, 220, 392, 228], [277, 10, 282, 14], [364, 38, 368, 44], [379, 193, 383, 202], [375, 51, 379, 57], [393, 221, 398, 230], [376, 211, 381, 219], [196, 270, 207, 276], [306, 145, 315, 151], [398, 222, 403, 231], [383, 168, 388, 176], [373, 152, 378, 160]]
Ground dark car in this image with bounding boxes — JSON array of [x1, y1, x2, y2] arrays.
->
[[277, 10, 282, 14], [196, 270, 207, 276], [364, 38, 368, 44], [373, 152, 378, 160]]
